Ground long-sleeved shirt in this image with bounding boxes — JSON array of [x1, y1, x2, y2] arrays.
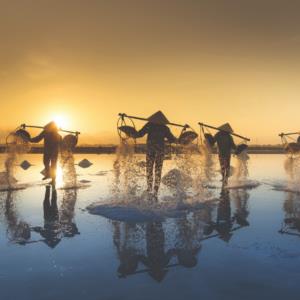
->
[[214, 131, 236, 157], [30, 131, 62, 155], [136, 122, 177, 151]]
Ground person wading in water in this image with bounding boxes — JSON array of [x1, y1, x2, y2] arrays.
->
[[214, 123, 236, 184], [30, 121, 62, 185], [135, 111, 177, 200]]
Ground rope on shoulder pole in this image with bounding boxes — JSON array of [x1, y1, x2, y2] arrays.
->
[[198, 122, 250, 142]]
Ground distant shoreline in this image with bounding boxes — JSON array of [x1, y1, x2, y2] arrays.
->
[[0, 144, 286, 154]]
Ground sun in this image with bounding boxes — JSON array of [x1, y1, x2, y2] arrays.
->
[[52, 115, 69, 129]]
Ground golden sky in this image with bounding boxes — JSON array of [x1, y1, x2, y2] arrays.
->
[[1, 0, 300, 144]]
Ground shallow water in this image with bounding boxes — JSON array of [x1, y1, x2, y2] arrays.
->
[[0, 153, 300, 300]]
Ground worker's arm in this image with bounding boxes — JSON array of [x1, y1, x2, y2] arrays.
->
[[165, 127, 177, 144], [30, 131, 45, 143], [135, 123, 149, 138]]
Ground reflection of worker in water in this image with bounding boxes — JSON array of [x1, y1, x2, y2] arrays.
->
[[140, 222, 176, 282], [135, 111, 177, 199], [231, 189, 250, 227], [203, 187, 249, 241], [281, 192, 300, 235], [32, 186, 61, 248], [214, 123, 236, 184], [175, 216, 202, 269], [4, 191, 31, 244], [216, 188, 233, 242], [30, 121, 62, 184], [113, 222, 141, 278]]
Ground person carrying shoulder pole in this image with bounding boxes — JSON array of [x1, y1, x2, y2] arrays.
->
[[214, 123, 236, 184], [135, 111, 177, 200], [30, 121, 62, 185]]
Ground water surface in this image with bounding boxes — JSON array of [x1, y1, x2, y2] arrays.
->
[[0, 154, 299, 300]]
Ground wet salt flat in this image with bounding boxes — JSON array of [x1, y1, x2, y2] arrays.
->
[[0, 153, 300, 300]]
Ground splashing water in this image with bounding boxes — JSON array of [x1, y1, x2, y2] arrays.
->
[[60, 149, 77, 188], [199, 143, 217, 186], [2, 134, 31, 188], [89, 135, 220, 223], [232, 150, 249, 182], [170, 143, 213, 200], [112, 140, 145, 200]]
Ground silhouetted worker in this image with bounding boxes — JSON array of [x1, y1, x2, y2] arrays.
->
[[30, 121, 62, 184], [214, 123, 236, 184], [135, 111, 177, 199]]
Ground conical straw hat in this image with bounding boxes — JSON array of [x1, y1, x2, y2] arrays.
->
[[218, 123, 233, 133], [44, 121, 58, 132], [148, 111, 169, 125]]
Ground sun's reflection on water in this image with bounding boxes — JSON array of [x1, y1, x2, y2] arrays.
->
[[55, 164, 64, 188]]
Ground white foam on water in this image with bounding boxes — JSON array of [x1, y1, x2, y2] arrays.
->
[[87, 195, 217, 223], [0, 185, 28, 192], [225, 180, 260, 190], [91, 171, 110, 176]]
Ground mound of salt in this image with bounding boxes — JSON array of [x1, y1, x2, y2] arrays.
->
[[78, 159, 93, 168], [20, 160, 32, 170]]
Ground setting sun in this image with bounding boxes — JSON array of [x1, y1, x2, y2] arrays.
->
[[51, 115, 70, 129]]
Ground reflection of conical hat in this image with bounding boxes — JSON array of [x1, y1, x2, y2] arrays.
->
[[149, 269, 168, 282], [148, 111, 169, 125], [218, 123, 233, 133]]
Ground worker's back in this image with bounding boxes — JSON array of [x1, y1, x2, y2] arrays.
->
[[137, 122, 176, 150], [44, 131, 62, 154], [214, 131, 235, 157]]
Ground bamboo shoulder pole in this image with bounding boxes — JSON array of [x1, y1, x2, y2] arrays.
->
[[198, 122, 250, 141], [279, 131, 300, 137], [119, 113, 188, 128], [21, 124, 80, 135]]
